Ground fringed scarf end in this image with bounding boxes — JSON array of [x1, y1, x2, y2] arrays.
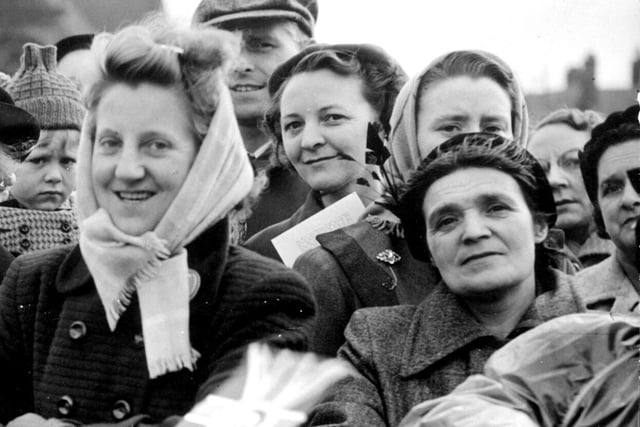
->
[[148, 347, 201, 379]]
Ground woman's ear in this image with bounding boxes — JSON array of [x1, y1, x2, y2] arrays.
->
[[533, 218, 549, 244]]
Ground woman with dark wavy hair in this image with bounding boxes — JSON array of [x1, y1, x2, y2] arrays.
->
[[575, 104, 640, 312], [308, 133, 583, 427], [243, 43, 407, 261], [0, 17, 314, 425]]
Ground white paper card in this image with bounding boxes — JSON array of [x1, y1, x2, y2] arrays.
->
[[271, 192, 365, 267]]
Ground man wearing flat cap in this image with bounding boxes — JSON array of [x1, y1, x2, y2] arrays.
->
[[193, 0, 316, 240]]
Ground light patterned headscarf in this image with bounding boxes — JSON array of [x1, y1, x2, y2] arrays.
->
[[387, 50, 529, 183], [77, 87, 253, 378]]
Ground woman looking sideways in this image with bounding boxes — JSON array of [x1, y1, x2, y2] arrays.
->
[[576, 104, 640, 312], [307, 133, 583, 427], [528, 108, 614, 268], [0, 18, 314, 425], [243, 43, 407, 261]]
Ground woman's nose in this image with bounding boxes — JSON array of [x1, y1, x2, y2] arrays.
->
[[114, 151, 145, 180], [547, 163, 569, 188], [300, 122, 325, 150], [461, 211, 491, 242], [621, 178, 640, 207]]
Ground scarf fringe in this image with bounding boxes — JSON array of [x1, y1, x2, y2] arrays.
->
[[148, 347, 201, 379], [108, 257, 163, 329]]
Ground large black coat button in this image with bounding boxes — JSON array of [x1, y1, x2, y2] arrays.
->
[[60, 221, 71, 233], [57, 395, 74, 416], [20, 239, 30, 249], [112, 399, 131, 420], [18, 224, 29, 234], [69, 321, 87, 340]]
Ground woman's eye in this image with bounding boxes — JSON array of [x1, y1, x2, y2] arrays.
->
[[245, 39, 274, 52], [560, 157, 581, 170], [439, 124, 460, 133], [484, 124, 504, 134], [487, 203, 509, 214], [97, 138, 120, 150], [324, 114, 347, 124], [61, 158, 76, 166], [434, 216, 458, 231], [601, 181, 624, 196], [148, 140, 170, 151], [283, 121, 303, 134]]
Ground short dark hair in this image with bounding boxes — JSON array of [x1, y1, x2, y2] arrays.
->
[[264, 44, 407, 166], [398, 133, 560, 290], [580, 103, 640, 237]]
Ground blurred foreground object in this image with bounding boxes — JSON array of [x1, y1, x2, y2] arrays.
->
[[181, 343, 352, 427], [400, 312, 640, 427]]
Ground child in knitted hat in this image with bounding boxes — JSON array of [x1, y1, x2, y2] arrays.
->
[[0, 43, 85, 255]]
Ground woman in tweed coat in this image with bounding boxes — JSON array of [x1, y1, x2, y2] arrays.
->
[[0, 19, 314, 426], [308, 134, 584, 427]]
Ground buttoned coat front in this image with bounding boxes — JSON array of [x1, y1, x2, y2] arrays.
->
[[308, 271, 584, 427], [0, 223, 315, 424]]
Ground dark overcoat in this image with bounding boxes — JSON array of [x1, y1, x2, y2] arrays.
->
[[0, 221, 315, 424]]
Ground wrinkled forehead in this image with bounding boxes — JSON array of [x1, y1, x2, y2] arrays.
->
[[597, 139, 640, 180]]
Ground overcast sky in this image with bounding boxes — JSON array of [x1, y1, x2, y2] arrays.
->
[[164, 0, 640, 93]]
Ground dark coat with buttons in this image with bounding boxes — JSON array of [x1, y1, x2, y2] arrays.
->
[[0, 220, 315, 425], [307, 271, 585, 427]]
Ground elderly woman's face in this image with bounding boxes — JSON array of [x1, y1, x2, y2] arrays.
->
[[416, 76, 512, 157], [596, 139, 640, 261], [92, 82, 198, 236], [529, 124, 592, 234], [422, 167, 547, 299], [280, 69, 378, 200]]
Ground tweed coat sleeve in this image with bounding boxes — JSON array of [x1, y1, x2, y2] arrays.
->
[[307, 309, 387, 427]]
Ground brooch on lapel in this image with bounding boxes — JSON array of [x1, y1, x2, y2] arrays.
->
[[376, 249, 401, 265], [376, 249, 401, 291]]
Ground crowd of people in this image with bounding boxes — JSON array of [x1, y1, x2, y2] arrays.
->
[[0, 0, 638, 426]]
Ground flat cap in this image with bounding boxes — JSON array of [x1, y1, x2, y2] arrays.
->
[[192, 0, 318, 37]]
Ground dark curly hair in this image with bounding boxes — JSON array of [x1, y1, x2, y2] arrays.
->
[[580, 103, 640, 238], [398, 132, 562, 291], [263, 43, 407, 167]]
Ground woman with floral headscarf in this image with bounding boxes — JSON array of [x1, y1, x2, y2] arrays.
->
[[0, 17, 314, 425], [295, 50, 532, 356]]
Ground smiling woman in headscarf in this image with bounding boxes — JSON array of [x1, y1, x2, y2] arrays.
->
[[0, 17, 314, 426], [294, 50, 531, 356]]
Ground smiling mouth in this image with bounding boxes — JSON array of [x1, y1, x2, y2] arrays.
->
[[304, 156, 338, 165], [555, 199, 575, 207], [231, 84, 265, 93], [115, 191, 154, 202], [462, 252, 501, 265]]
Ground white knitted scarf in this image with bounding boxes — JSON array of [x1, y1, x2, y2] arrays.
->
[[77, 88, 253, 378]]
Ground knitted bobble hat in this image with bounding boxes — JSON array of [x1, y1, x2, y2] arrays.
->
[[5, 43, 85, 131]]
